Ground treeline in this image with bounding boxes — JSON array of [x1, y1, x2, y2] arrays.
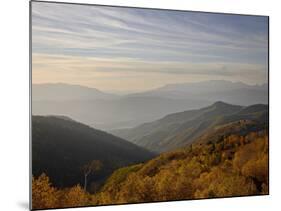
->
[[32, 131, 268, 209]]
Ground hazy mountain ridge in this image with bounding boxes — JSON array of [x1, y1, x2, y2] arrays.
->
[[32, 80, 268, 130], [112, 102, 268, 152], [127, 80, 268, 104], [32, 83, 118, 101]]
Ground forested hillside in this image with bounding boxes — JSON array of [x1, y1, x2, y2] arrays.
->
[[32, 129, 268, 209]]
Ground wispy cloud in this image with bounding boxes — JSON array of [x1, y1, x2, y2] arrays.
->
[[32, 2, 268, 91]]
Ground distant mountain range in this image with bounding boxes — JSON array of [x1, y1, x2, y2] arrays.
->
[[112, 101, 268, 153], [128, 80, 268, 104], [32, 80, 268, 130], [32, 116, 155, 188], [32, 83, 118, 101]]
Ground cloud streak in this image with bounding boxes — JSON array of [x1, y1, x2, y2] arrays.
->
[[31, 2, 268, 91]]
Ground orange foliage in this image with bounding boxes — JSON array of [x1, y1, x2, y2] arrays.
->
[[58, 185, 90, 208], [32, 173, 58, 209], [32, 174, 90, 209]]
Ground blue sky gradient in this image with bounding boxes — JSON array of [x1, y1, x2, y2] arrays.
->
[[32, 2, 268, 92]]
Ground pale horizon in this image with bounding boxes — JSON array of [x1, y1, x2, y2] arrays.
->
[[32, 78, 268, 95]]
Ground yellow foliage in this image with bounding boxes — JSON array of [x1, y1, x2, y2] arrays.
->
[[233, 136, 269, 186], [193, 167, 257, 198], [58, 185, 90, 208], [32, 173, 58, 209], [32, 174, 90, 209]]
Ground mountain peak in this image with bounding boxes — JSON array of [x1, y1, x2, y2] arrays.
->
[[212, 101, 230, 107], [206, 101, 242, 111]]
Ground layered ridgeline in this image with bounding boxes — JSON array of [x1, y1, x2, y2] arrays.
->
[[32, 116, 155, 190], [112, 102, 268, 153], [32, 81, 268, 130]]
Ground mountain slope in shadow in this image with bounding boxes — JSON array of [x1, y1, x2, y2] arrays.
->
[[32, 116, 155, 189]]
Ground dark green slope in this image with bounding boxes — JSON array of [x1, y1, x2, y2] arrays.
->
[[32, 116, 155, 189], [112, 102, 268, 153]]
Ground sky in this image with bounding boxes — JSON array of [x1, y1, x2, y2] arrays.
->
[[32, 1, 268, 93]]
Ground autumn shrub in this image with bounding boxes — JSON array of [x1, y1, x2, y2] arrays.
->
[[58, 185, 90, 208], [193, 167, 257, 198], [32, 173, 58, 209], [233, 135, 268, 187], [242, 155, 268, 182], [154, 168, 193, 200], [33, 174, 90, 209]]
